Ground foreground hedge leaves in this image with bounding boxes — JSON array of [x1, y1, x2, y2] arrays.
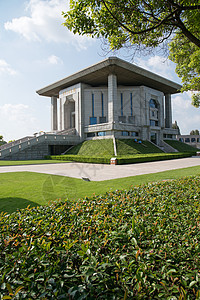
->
[[0, 177, 200, 299]]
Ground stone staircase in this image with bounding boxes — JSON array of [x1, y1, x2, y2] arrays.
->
[[0, 129, 80, 160]]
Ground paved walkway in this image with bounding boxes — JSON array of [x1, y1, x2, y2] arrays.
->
[[0, 157, 199, 181]]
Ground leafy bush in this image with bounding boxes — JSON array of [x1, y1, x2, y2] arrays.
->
[[117, 152, 194, 164], [46, 152, 193, 165], [46, 154, 111, 164], [0, 177, 200, 299]]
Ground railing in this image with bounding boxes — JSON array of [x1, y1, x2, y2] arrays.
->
[[0, 132, 80, 159], [0, 136, 34, 150]]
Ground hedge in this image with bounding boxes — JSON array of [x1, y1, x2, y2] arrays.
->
[[46, 152, 194, 165], [45, 154, 111, 164], [116, 152, 194, 165], [0, 177, 199, 299]]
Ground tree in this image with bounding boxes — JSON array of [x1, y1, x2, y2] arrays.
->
[[190, 129, 199, 135], [172, 120, 180, 134], [0, 135, 6, 146], [63, 0, 200, 106]]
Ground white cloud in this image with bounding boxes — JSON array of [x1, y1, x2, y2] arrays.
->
[[4, 0, 91, 50], [136, 56, 176, 80], [172, 93, 200, 134], [0, 59, 17, 75], [0, 104, 38, 141], [47, 55, 63, 65]]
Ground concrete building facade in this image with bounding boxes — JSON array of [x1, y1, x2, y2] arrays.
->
[[37, 57, 181, 147]]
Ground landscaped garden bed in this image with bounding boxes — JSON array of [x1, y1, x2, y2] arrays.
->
[[0, 176, 199, 299]]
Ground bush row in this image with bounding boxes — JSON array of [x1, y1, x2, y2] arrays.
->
[[46, 152, 194, 165], [45, 154, 111, 164], [116, 152, 194, 164], [0, 177, 199, 299]]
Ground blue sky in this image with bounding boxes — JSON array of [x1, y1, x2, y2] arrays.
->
[[0, 0, 199, 141]]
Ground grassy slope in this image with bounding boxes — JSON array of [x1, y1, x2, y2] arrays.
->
[[165, 139, 198, 152], [0, 166, 200, 214], [67, 139, 163, 157], [67, 139, 114, 156], [116, 139, 163, 155]]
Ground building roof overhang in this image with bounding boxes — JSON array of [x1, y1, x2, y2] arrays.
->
[[36, 57, 182, 98]]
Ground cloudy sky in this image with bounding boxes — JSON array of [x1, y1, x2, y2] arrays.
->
[[0, 0, 199, 141]]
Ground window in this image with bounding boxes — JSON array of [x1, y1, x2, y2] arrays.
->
[[118, 116, 126, 123], [90, 117, 97, 125], [121, 131, 129, 136], [97, 131, 106, 136], [191, 138, 196, 142], [130, 93, 133, 116], [185, 138, 190, 143], [87, 132, 95, 137], [99, 116, 106, 124], [149, 99, 158, 108], [130, 132, 138, 137], [101, 93, 104, 117], [179, 138, 184, 142], [197, 138, 200, 142], [128, 116, 135, 124], [150, 120, 158, 126], [92, 93, 94, 117], [121, 93, 123, 116]]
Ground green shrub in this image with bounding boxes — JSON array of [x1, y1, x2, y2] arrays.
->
[[46, 154, 111, 164], [0, 177, 199, 298], [117, 152, 194, 164]]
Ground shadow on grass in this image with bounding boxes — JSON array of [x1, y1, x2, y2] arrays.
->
[[0, 197, 40, 214]]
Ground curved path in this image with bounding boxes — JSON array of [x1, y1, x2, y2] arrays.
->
[[0, 157, 199, 181]]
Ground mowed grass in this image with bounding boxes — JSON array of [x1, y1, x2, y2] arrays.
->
[[0, 160, 69, 166], [0, 166, 200, 214]]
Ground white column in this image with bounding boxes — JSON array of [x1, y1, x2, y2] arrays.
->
[[165, 94, 172, 128], [108, 74, 117, 123], [51, 96, 58, 131]]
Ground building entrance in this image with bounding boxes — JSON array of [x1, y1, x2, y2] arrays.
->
[[151, 132, 157, 144]]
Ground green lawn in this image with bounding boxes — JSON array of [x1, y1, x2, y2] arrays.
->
[[0, 160, 69, 166], [0, 166, 200, 214]]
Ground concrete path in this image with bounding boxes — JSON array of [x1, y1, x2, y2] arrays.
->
[[0, 157, 199, 181]]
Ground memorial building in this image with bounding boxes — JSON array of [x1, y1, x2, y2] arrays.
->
[[37, 57, 181, 146]]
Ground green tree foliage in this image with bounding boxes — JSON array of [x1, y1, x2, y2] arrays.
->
[[63, 0, 200, 106], [0, 135, 6, 146], [190, 129, 199, 135]]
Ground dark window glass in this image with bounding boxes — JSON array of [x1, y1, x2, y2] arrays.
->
[[101, 93, 104, 117], [92, 94, 94, 117], [150, 120, 158, 126], [121, 93, 123, 116], [119, 116, 126, 123], [130, 132, 138, 137], [191, 138, 196, 142], [99, 116, 106, 123], [90, 117, 97, 125], [185, 138, 190, 143], [149, 99, 158, 108], [130, 93, 133, 116], [128, 116, 135, 124], [87, 132, 95, 137], [121, 131, 129, 136], [97, 132, 106, 136]]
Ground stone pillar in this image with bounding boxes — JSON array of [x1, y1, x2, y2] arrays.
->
[[108, 74, 117, 123], [165, 94, 172, 128], [51, 96, 58, 131]]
